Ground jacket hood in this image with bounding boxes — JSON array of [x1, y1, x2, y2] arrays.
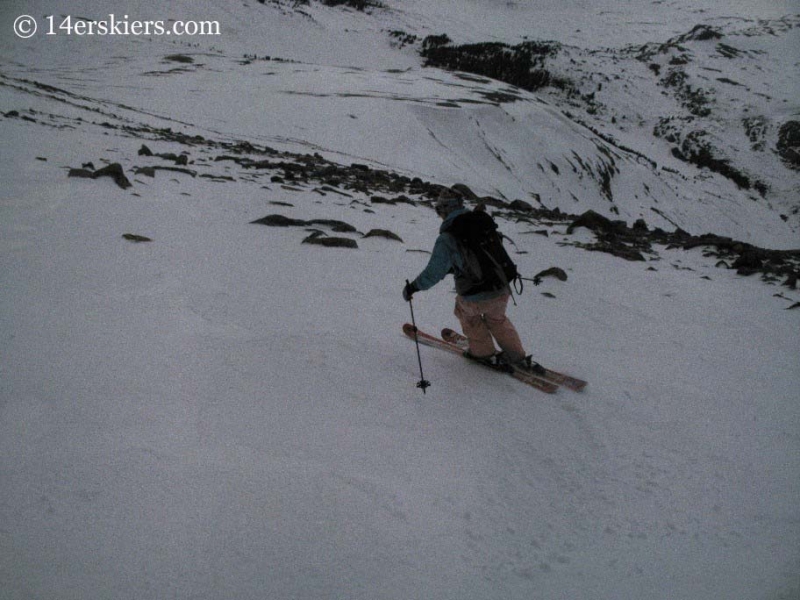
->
[[439, 207, 470, 233]]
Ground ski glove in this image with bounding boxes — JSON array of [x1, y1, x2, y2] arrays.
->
[[403, 281, 419, 302]]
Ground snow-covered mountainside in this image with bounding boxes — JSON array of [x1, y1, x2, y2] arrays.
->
[[2, 0, 798, 246], [1, 1, 798, 599]]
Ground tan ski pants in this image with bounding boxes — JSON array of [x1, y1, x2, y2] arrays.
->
[[454, 292, 526, 362]]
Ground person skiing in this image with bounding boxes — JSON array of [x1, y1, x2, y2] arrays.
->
[[403, 189, 532, 370]]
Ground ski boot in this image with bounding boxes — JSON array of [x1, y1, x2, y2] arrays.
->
[[463, 351, 514, 373]]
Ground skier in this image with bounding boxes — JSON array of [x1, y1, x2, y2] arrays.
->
[[403, 189, 532, 370]]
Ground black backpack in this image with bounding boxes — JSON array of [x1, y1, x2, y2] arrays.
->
[[446, 211, 519, 296]]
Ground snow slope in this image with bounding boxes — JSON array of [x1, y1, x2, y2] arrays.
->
[[1, 2, 799, 599], [2, 0, 798, 245]]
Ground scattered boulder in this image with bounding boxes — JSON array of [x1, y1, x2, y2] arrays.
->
[[370, 195, 416, 206], [251, 214, 362, 249], [363, 229, 403, 242], [134, 166, 156, 178], [134, 142, 196, 174], [317, 220, 357, 233], [57, 122, 797, 296], [69, 162, 132, 189], [479, 196, 508, 209], [563, 210, 651, 261], [678, 24, 723, 42], [731, 250, 764, 275], [533, 267, 568, 282], [200, 174, 235, 182], [302, 233, 358, 249], [584, 243, 646, 262], [122, 233, 152, 243], [509, 199, 536, 213], [250, 214, 356, 233], [566, 210, 618, 234], [164, 54, 194, 64], [251, 214, 308, 227], [67, 168, 94, 179], [450, 183, 478, 200], [157, 153, 188, 166]]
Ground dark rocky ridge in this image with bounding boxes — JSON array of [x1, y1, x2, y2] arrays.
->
[[59, 116, 798, 286]]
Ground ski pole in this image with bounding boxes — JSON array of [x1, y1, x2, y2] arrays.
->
[[406, 280, 431, 393]]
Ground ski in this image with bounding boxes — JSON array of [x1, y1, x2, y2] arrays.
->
[[441, 328, 587, 392], [403, 323, 559, 393]]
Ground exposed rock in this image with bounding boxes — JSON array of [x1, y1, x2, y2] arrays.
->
[[69, 162, 132, 189], [134, 166, 156, 178], [314, 219, 358, 233], [421, 39, 563, 94], [164, 54, 194, 64], [716, 43, 741, 59], [478, 196, 508, 209], [370, 195, 415, 206], [777, 121, 800, 169], [509, 199, 536, 213], [251, 214, 307, 227], [590, 244, 646, 262], [162, 153, 188, 166], [318, 0, 382, 11], [564, 210, 650, 261], [67, 168, 94, 179], [363, 229, 403, 242], [450, 183, 478, 200], [533, 267, 568, 282], [133, 165, 196, 178], [567, 210, 620, 234], [122, 233, 152, 243], [250, 214, 357, 233], [674, 131, 752, 189], [678, 25, 723, 42], [302, 234, 358, 249], [732, 250, 764, 276]]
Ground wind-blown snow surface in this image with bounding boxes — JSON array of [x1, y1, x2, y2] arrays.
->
[[1, 2, 799, 599]]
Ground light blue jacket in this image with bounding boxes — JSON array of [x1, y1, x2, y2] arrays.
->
[[412, 208, 508, 302]]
